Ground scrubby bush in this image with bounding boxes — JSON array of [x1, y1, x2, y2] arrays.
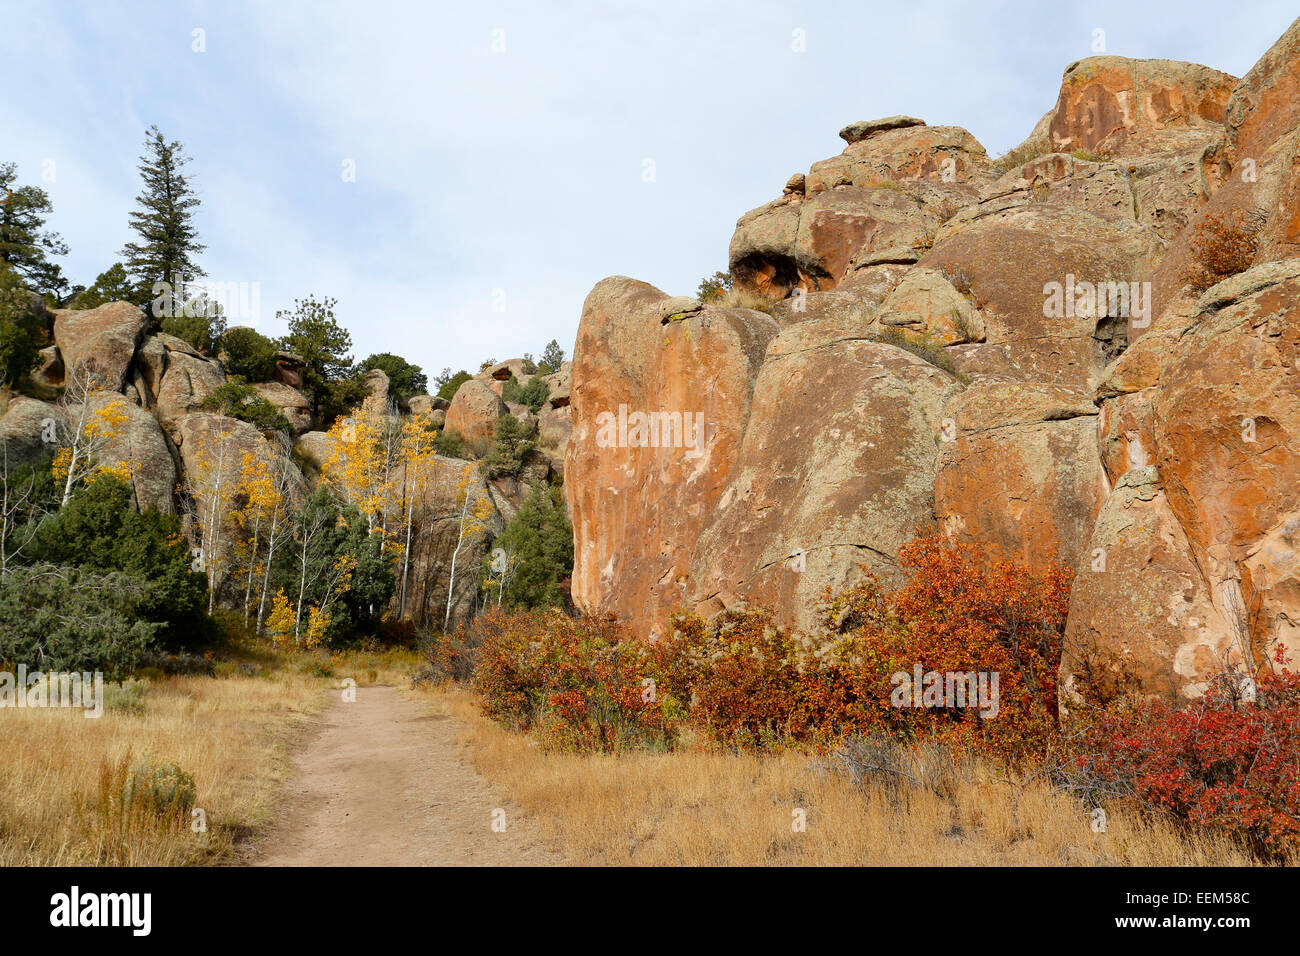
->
[[0, 564, 160, 679], [28, 476, 208, 647], [434, 427, 464, 458], [123, 756, 196, 822], [697, 271, 733, 302], [474, 608, 676, 752], [469, 534, 1070, 758], [518, 375, 549, 412], [1182, 208, 1267, 294], [872, 327, 968, 381], [1068, 651, 1300, 859], [201, 380, 290, 431]]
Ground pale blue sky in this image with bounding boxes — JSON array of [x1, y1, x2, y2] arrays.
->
[[2, 0, 1296, 376]]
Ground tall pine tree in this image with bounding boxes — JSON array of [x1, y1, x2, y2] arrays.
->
[[120, 126, 205, 317], [0, 162, 69, 297]]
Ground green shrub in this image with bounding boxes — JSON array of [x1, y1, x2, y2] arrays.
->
[[434, 428, 464, 458], [697, 271, 733, 302], [872, 328, 969, 382], [518, 375, 549, 412], [482, 415, 535, 480], [201, 379, 291, 431], [436, 370, 472, 402], [123, 756, 196, 821], [219, 326, 277, 381], [104, 679, 151, 715]]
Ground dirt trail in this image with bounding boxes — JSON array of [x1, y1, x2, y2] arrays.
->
[[252, 684, 559, 866]]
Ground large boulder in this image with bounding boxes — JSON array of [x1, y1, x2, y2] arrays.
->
[[253, 381, 313, 435], [1046, 57, 1236, 159], [934, 383, 1106, 574], [444, 378, 508, 447], [51, 301, 146, 391], [1061, 466, 1236, 703], [1151, 260, 1300, 666], [688, 323, 958, 634], [293, 431, 332, 472], [273, 351, 306, 388], [566, 277, 781, 634], [360, 368, 390, 417], [728, 124, 991, 299], [920, 203, 1164, 384], [153, 344, 226, 421], [87, 392, 177, 514], [0, 392, 59, 467], [399, 456, 504, 630], [170, 413, 299, 592], [1148, 21, 1300, 323]]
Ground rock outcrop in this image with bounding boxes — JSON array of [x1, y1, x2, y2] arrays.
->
[[444, 378, 508, 447], [566, 17, 1300, 704], [51, 301, 146, 391], [565, 277, 780, 633]]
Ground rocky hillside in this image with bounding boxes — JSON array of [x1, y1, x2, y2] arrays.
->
[[0, 298, 573, 629], [565, 18, 1300, 703]]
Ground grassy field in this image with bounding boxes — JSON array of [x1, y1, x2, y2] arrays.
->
[[0, 639, 418, 866], [419, 683, 1274, 867], [3, 641, 1284, 867]]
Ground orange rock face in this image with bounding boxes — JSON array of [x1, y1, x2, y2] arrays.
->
[[1047, 57, 1235, 158], [688, 321, 958, 634], [565, 278, 780, 634], [444, 378, 507, 448], [566, 18, 1300, 705], [934, 384, 1105, 574]]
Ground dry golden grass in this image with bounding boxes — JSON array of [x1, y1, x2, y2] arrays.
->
[[421, 683, 1272, 867], [0, 642, 420, 866], [709, 287, 779, 314]]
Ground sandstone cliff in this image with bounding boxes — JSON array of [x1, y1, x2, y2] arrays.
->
[[566, 17, 1300, 702]]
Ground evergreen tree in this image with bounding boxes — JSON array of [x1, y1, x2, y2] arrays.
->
[[120, 126, 206, 316], [219, 326, 278, 381], [0, 162, 69, 296], [492, 483, 573, 610], [357, 352, 428, 406], [29, 475, 208, 642], [436, 369, 471, 402], [483, 415, 535, 480], [518, 375, 550, 412], [537, 339, 566, 374], [276, 294, 353, 426], [0, 266, 43, 386], [73, 263, 135, 309]]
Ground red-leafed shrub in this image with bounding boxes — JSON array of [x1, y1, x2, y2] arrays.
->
[[466, 536, 1071, 757], [1071, 650, 1300, 858], [472, 607, 678, 752]]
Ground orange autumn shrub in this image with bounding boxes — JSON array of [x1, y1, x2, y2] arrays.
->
[[467, 535, 1070, 759], [473, 607, 678, 752], [1181, 207, 1267, 293], [882, 535, 1072, 759]]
